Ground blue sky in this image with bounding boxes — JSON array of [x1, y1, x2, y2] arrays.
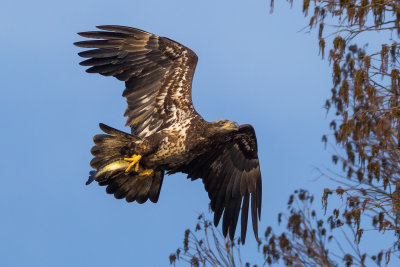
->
[[1, 0, 380, 266]]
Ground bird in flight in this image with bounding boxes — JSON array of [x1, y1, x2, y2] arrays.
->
[[75, 25, 262, 243]]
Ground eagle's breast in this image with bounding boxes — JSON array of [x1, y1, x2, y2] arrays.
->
[[148, 116, 203, 168]]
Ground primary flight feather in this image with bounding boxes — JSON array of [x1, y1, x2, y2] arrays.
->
[[75, 25, 262, 243]]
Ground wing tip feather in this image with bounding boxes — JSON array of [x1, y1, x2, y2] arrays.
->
[[96, 25, 152, 35]]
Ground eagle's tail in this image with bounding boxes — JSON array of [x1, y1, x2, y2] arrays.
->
[[86, 123, 164, 204]]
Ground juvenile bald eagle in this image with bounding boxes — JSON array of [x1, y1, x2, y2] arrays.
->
[[75, 25, 262, 243]]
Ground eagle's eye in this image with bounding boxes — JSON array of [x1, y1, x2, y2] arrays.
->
[[231, 122, 239, 129]]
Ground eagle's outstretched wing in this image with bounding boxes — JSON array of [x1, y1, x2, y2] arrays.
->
[[74, 25, 198, 138], [171, 124, 262, 243]]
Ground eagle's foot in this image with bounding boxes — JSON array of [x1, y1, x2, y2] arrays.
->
[[137, 169, 154, 179], [124, 154, 142, 173]]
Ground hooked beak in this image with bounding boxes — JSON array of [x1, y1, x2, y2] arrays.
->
[[222, 122, 240, 131]]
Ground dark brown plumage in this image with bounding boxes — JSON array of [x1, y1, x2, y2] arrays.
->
[[75, 25, 262, 244]]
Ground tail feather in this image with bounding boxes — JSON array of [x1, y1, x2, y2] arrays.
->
[[125, 178, 151, 203], [86, 123, 164, 204], [90, 123, 139, 169], [98, 123, 138, 139], [148, 171, 164, 202], [103, 170, 164, 203]]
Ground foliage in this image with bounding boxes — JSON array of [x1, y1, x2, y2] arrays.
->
[[169, 214, 257, 267], [171, 0, 400, 266], [263, 190, 365, 267], [270, 0, 400, 263], [169, 191, 370, 267]]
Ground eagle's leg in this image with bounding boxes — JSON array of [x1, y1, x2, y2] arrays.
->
[[124, 154, 142, 173], [137, 169, 154, 179]]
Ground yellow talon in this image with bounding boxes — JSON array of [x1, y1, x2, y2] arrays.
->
[[134, 162, 139, 172], [124, 154, 142, 173], [137, 169, 154, 179]]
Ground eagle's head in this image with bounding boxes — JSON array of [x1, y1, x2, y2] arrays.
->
[[209, 120, 240, 135]]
